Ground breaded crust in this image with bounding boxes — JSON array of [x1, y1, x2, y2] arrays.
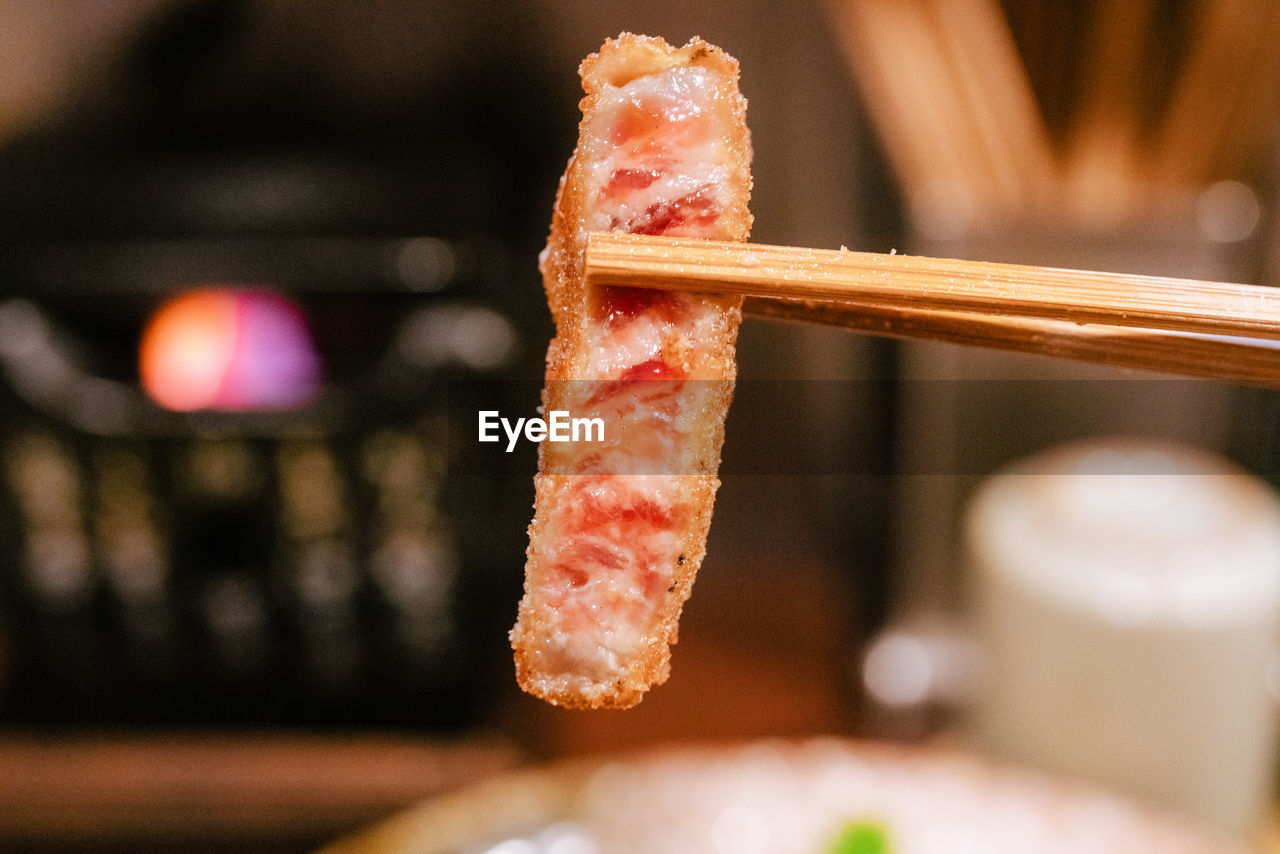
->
[[512, 33, 752, 709]]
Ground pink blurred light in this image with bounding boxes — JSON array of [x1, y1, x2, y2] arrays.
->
[[140, 289, 322, 412]]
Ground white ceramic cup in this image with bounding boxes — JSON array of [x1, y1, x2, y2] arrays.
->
[[965, 438, 1280, 837]]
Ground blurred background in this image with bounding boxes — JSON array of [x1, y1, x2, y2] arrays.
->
[[1, 0, 1279, 851]]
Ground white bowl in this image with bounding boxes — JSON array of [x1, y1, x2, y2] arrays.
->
[[320, 739, 1247, 853]]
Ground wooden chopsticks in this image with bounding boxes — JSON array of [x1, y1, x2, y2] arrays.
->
[[825, 0, 1280, 227], [585, 232, 1280, 385], [587, 233, 1280, 339], [742, 297, 1280, 386]]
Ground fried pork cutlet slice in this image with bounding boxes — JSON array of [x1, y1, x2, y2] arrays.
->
[[511, 33, 752, 708]]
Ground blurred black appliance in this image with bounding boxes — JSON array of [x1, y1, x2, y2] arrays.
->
[[0, 0, 566, 729]]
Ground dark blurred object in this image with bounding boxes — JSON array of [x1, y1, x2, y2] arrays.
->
[[0, 1, 567, 731]]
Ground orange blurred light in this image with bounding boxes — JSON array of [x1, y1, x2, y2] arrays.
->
[[139, 290, 239, 411], [139, 289, 321, 412]]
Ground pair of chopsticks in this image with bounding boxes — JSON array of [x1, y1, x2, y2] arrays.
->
[[585, 232, 1280, 386], [825, 0, 1280, 227], [1060, 0, 1280, 217], [825, 0, 1056, 224]]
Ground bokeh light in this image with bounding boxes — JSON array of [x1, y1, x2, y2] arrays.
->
[[139, 289, 321, 412]]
